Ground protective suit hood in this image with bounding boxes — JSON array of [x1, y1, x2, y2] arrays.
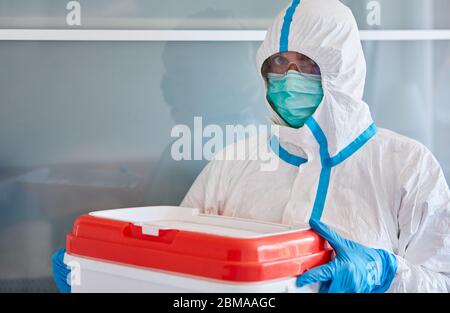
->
[[256, 0, 373, 157]]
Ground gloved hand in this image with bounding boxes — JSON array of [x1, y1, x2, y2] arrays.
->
[[52, 248, 71, 293], [296, 219, 397, 293]]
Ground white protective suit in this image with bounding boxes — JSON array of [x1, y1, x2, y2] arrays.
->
[[181, 0, 450, 292]]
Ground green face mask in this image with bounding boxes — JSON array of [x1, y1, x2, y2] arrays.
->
[[266, 70, 324, 128]]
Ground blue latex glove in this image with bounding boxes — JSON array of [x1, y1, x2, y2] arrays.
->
[[52, 248, 71, 293], [296, 219, 397, 293]]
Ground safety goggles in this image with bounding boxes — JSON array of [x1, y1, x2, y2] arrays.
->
[[261, 52, 321, 78]]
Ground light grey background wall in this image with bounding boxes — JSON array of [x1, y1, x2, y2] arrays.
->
[[0, 0, 449, 292]]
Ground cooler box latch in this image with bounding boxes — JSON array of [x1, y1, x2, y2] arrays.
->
[[123, 222, 179, 244]]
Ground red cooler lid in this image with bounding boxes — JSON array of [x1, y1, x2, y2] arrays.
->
[[66, 206, 332, 282]]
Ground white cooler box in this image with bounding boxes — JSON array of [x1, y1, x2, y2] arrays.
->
[[64, 206, 332, 293]]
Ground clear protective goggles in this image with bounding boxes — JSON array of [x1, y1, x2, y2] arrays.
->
[[261, 52, 321, 78]]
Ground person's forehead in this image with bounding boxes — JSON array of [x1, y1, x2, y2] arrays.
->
[[275, 51, 312, 61]]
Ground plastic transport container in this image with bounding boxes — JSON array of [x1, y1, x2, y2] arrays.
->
[[64, 206, 333, 293]]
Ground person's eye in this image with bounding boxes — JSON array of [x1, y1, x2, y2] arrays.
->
[[299, 59, 317, 68], [273, 56, 286, 66]]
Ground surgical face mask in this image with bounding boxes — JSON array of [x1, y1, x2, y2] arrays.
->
[[266, 70, 324, 128]]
